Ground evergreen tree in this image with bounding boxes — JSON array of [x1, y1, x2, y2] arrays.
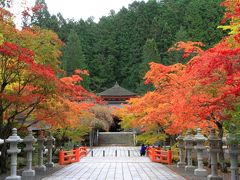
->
[[31, 0, 51, 28], [29, 0, 225, 93], [61, 29, 89, 88], [137, 38, 160, 94], [164, 26, 190, 65]]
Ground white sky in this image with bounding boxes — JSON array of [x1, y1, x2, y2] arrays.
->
[[25, 0, 146, 21]]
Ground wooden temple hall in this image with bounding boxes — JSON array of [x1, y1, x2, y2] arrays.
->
[[99, 82, 137, 132]]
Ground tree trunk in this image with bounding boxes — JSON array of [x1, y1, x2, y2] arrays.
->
[[0, 124, 12, 174], [0, 142, 8, 174], [169, 135, 177, 146], [215, 121, 228, 173]]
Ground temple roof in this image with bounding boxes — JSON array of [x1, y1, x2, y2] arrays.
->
[[99, 82, 137, 97]]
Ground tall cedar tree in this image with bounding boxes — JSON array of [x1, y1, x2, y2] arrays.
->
[[137, 38, 160, 94], [61, 29, 89, 88]]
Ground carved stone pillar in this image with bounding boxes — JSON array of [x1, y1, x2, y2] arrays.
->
[[194, 128, 207, 177], [207, 129, 222, 180], [5, 128, 23, 180], [183, 130, 195, 172], [46, 132, 55, 168], [176, 134, 186, 168], [35, 131, 46, 173], [22, 129, 37, 177]]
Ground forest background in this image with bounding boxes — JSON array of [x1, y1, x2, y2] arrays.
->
[[31, 0, 225, 94]]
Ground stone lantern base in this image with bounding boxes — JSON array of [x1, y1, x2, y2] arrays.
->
[[35, 165, 46, 173], [177, 162, 186, 168], [207, 175, 223, 180], [185, 165, 195, 172], [46, 162, 55, 168], [5, 175, 21, 180], [194, 168, 207, 177], [22, 169, 35, 177]]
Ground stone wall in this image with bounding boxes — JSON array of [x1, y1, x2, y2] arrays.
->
[[98, 132, 135, 146]]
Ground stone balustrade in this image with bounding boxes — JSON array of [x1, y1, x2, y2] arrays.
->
[[0, 127, 239, 180], [176, 128, 239, 180], [0, 128, 56, 180]]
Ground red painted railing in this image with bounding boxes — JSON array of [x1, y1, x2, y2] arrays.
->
[[59, 147, 87, 165], [147, 147, 172, 165]]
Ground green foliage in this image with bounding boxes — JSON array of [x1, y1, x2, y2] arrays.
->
[[61, 29, 89, 88], [224, 103, 240, 144], [31, 0, 225, 93], [137, 131, 167, 145], [53, 125, 90, 144], [137, 38, 160, 94], [31, 0, 51, 27]]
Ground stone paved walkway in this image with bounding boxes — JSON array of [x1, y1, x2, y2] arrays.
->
[[43, 146, 185, 180]]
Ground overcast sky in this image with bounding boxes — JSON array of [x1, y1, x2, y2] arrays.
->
[[25, 0, 146, 22]]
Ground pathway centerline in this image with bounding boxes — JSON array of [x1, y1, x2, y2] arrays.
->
[[43, 146, 185, 180]]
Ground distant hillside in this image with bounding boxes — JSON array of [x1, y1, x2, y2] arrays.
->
[[31, 0, 225, 94]]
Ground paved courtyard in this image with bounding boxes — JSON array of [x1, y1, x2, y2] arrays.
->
[[43, 146, 185, 180]]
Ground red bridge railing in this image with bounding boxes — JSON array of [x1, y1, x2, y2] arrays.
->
[[147, 147, 172, 165], [59, 147, 87, 165]]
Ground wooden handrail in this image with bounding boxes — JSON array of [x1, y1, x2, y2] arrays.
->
[[59, 147, 87, 165], [147, 147, 172, 165]]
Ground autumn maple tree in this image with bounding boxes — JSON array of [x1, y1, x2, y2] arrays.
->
[[116, 1, 240, 170], [0, 3, 99, 172]]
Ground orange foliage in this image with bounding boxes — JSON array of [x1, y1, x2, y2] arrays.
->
[[0, 7, 99, 134], [117, 0, 240, 135]]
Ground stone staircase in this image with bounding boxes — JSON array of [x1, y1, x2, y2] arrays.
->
[[97, 132, 136, 146]]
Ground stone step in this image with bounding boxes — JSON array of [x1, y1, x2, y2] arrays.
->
[[98, 132, 135, 146]]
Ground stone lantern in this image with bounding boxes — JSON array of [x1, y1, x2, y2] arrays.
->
[[22, 129, 37, 177], [194, 128, 207, 177], [5, 128, 23, 180], [207, 129, 222, 180], [225, 124, 239, 180], [0, 138, 4, 156], [183, 130, 195, 171], [35, 131, 46, 173], [176, 134, 186, 168], [46, 132, 55, 168]]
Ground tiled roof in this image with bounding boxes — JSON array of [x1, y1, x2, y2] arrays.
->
[[99, 82, 137, 97]]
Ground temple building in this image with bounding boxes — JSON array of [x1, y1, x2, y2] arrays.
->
[[99, 82, 137, 131], [99, 82, 137, 108]]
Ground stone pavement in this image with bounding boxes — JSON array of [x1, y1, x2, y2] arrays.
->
[[43, 146, 185, 180]]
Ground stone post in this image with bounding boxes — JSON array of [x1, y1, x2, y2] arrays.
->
[[35, 131, 46, 173], [207, 129, 222, 180], [22, 129, 37, 177], [46, 132, 55, 168], [0, 138, 4, 156], [225, 125, 239, 180], [5, 128, 23, 180], [183, 130, 195, 172], [176, 134, 186, 168], [194, 128, 207, 177], [133, 130, 137, 146], [96, 129, 99, 146]]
